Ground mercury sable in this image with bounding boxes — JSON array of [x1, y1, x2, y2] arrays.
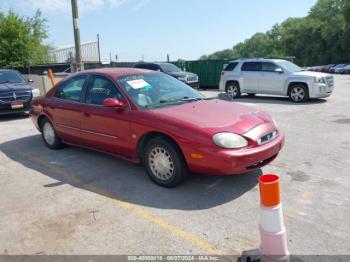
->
[[30, 68, 284, 187]]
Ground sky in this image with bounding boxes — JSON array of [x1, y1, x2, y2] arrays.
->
[[1, 0, 318, 62]]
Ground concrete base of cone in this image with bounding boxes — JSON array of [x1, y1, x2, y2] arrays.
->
[[239, 249, 260, 262]]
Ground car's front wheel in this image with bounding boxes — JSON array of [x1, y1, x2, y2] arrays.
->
[[143, 137, 187, 187], [226, 82, 241, 99], [41, 118, 63, 150], [289, 85, 309, 103]]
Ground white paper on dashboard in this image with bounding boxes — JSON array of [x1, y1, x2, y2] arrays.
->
[[127, 79, 152, 89]]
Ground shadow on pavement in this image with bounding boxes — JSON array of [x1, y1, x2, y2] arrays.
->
[[0, 113, 28, 122], [217, 92, 327, 105], [0, 134, 261, 211]]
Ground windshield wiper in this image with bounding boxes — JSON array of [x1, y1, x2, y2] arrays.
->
[[159, 97, 205, 104]]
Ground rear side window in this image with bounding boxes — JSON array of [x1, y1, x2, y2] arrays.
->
[[135, 64, 160, 71], [54, 75, 87, 102], [224, 62, 238, 71], [241, 62, 262, 72]]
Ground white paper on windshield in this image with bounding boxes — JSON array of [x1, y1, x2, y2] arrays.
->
[[127, 79, 152, 89]]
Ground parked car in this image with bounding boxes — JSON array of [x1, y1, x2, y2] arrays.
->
[[329, 64, 348, 74], [134, 62, 199, 89], [0, 69, 40, 115], [30, 68, 284, 187], [337, 65, 350, 74], [219, 58, 334, 103], [320, 64, 336, 73]]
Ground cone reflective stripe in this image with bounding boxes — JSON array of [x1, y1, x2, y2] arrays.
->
[[258, 174, 289, 262], [260, 204, 284, 233]]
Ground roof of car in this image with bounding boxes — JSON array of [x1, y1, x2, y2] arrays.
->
[[230, 58, 287, 63], [75, 68, 155, 78]]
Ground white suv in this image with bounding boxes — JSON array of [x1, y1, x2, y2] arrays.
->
[[219, 59, 334, 102]]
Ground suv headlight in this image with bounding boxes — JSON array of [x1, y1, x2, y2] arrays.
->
[[314, 77, 326, 84], [31, 88, 40, 98], [177, 76, 188, 82], [213, 132, 248, 149]]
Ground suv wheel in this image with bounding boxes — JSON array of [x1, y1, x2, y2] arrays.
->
[[41, 118, 63, 150], [143, 137, 187, 188], [289, 85, 309, 103], [226, 83, 241, 99]]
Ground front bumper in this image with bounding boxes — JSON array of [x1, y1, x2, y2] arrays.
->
[[185, 132, 285, 175], [186, 82, 200, 89], [0, 103, 30, 115], [310, 83, 334, 98]]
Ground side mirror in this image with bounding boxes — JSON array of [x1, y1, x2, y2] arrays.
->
[[28, 79, 34, 83], [103, 98, 127, 109], [275, 68, 284, 74]]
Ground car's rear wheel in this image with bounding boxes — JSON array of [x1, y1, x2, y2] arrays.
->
[[143, 137, 187, 188], [41, 118, 63, 150], [289, 85, 309, 103], [226, 82, 241, 99]]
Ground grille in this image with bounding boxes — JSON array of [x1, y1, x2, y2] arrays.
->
[[187, 76, 198, 82], [325, 76, 334, 88], [258, 131, 278, 145], [0, 91, 32, 103]]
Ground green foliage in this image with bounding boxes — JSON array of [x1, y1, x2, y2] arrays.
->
[[0, 10, 52, 68], [201, 0, 350, 66]]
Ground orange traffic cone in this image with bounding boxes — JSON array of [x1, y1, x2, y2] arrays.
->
[[259, 174, 289, 262]]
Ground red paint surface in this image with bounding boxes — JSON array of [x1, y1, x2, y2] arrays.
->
[[30, 68, 284, 175]]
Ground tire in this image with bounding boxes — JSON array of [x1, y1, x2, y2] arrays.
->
[[288, 84, 309, 103], [143, 137, 187, 188], [226, 82, 241, 99], [41, 118, 63, 150]]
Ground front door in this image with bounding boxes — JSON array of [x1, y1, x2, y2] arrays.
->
[[80, 75, 131, 156], [259, 62, 285, 95]]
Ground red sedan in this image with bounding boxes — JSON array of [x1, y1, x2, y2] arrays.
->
[[30, 68, 284, 187]]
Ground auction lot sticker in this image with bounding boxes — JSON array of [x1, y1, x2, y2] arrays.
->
[[127, 79, 152, 89]]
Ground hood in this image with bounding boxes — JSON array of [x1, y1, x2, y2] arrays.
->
[[294, 71, 331, 78], [0, 82, 33, 92], [152, 99, 272, 135], [167, 71, 197, 78]]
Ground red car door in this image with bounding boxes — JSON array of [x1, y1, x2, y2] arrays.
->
[[79, 75, 131, 156], [48, 75, 88, 143]]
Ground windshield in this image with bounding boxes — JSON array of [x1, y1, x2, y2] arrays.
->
[[159, 63, 182, 73], [117, 73, 205, 109], [0, 71, 26, 84], [276, 61, 302, 73]]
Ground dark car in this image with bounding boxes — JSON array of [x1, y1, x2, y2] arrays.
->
[[329, 64, 348, 74], [134, 62, 199, 89], [0, 69, 40, 115]]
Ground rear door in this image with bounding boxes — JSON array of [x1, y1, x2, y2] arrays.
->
[[259, 62, 285, 95], [80, 75, 131, 155], [240, 62, 261, 93], [50, 75, 87, 143]]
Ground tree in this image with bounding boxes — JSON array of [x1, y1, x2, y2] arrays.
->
[[0, 10, 52, 68], [200, 0, 350, 66]]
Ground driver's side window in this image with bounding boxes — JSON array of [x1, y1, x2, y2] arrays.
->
[[85, 76, 122, 105], [262, 62, 282, 72]]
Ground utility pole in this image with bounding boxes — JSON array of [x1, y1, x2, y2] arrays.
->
[[97, 34, 101, 63], [71, 0, 83, 71]]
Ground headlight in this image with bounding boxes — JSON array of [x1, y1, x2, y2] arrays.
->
[[177, 76, 188, 82], [31, 88, 40, 98], [314, 77, 326, 84], [212, 132, 248, 149]]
